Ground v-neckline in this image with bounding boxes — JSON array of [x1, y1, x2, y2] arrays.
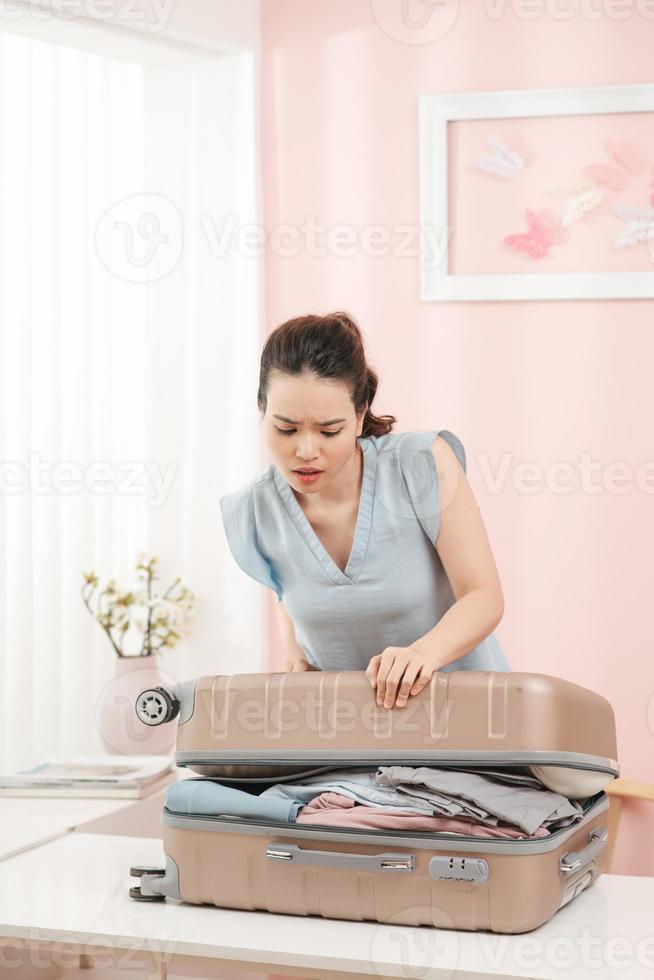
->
[[272, 436, 377, 586]]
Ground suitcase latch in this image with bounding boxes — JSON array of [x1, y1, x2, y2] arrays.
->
[[429, 856, 489, 882]]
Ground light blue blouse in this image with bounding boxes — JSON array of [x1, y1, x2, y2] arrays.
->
[[219, 429, 511, 673]]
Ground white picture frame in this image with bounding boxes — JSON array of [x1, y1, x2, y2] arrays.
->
[[419, 83, 654, 302]]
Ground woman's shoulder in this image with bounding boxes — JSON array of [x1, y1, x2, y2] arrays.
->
[[218, 464, 282, 600], [218, 463, 279, 555], [219, 464, 276, 510], [364, 428, 466, 471], [369, 428, 468, 545]]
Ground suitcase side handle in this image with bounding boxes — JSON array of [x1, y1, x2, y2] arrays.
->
[[266, 843, 415, 872], [559, 827, 607, 875]]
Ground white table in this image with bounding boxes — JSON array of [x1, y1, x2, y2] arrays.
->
[[0, 771, 191, 862], [0, 833, 653, 979], [0, 797, 138, 862]]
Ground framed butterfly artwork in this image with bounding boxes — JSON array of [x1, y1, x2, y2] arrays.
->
[[419, 83, 654, 301]]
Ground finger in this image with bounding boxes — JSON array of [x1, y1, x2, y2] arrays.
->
[[395, 662, 423, 707], [382, 657, 411, 708], [375, 654, 395, 705], [365, 655, 381, 687], [410, 665, 434, 696], [376, 655, 407, 705]]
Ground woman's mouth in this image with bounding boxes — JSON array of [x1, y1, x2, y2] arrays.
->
[[293, 468, 323, 484]]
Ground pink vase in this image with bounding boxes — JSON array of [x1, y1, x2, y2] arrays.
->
[[95, 656, 179, 755]]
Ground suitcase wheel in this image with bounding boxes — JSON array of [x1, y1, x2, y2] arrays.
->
[[129, 885, 166, 902], [135, 687, 180, 726], [130, 865, 166, 878]]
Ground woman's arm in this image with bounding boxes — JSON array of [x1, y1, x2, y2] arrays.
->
[[409, 433, 505, 666], [274, 599, 316, 672], [367, 433, 504, 706]]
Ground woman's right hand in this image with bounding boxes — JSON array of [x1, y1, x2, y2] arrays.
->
[[281, 658, 317, 672]]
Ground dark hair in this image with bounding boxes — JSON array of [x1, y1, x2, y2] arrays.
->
[[257, 312, 397, 438]]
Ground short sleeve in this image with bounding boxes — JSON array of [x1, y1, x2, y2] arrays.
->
[[397, 429, 466, 545], [219, 483, 283, 601]]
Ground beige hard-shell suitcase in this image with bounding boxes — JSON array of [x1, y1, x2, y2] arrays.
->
[[130, 670, 618, 934]]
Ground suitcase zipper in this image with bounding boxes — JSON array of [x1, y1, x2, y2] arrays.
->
[[176, 756, 617, 775]]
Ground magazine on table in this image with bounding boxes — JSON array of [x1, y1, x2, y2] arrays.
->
[[0, 755, 175, 798]]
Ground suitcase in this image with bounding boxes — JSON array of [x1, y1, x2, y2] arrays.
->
[[130, 670, 618, 934]]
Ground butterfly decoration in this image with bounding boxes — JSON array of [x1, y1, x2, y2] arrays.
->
[[583, 138, 647, 191], [472, 137, 527, 179], [503, 208, 570, 259], [611, 205, 654, 248], [546, 178, 604, 227]]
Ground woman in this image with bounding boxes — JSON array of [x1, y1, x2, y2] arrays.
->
[[220, 312, 510, 710]]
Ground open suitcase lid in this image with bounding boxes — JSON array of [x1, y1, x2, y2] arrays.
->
[[166, 671, 619, 784]]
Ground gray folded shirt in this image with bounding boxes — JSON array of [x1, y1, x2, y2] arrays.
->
[[260, 769, 439, 814], [375, 766, 583, 835], [261, 765, 583, 835]]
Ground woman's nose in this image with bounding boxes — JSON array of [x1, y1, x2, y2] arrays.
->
[[296, 440, 319, 460]]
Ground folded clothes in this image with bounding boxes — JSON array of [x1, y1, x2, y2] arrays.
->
[[261, 765, 584, 836], [295, 791, 550, 839], [449, 767, 546, 789], [375, 766, 584, 836], [260, 769, 440, 814], [165, 777, 304, 823], [165, 765, 586, 838]]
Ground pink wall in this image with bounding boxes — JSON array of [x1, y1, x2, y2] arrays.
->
[[260, 0, 654, 876]]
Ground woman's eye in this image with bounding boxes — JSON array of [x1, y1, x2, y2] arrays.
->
[[275, 427, 341, 438]]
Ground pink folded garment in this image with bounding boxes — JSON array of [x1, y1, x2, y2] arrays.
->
[[295, 791, 550, 839]]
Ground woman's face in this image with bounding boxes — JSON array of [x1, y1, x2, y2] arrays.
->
[[263, 372, 365, 494]]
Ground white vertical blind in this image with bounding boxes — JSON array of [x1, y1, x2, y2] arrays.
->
[[0, 26, 263, 772]]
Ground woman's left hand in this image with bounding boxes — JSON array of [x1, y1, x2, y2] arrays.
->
[[365, 645, 438, 709]]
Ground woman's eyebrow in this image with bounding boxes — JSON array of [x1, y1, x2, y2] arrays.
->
[[273, 414, 346, 425]]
